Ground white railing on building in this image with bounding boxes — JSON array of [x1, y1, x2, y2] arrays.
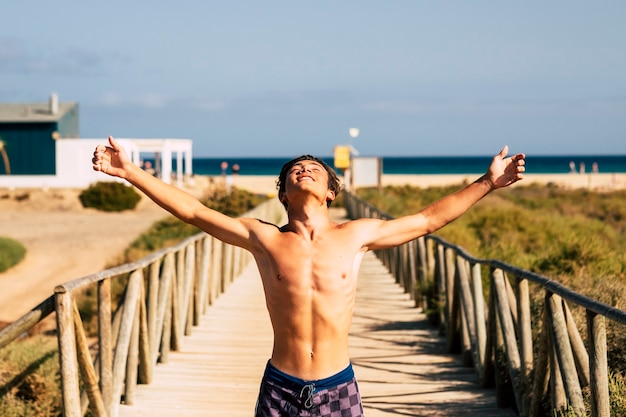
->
[[0, 138, 193, 189]]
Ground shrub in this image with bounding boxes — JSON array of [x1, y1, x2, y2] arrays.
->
[[203, 186, 268, 217], [122, 216, 200, 263], [79, 181, 141, 212], [0, 236, 26, 273], [120, 186, 268, 264]]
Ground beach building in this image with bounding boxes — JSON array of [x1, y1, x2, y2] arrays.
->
[[0, 93, 78, 176], [0, 95, 193, 189]]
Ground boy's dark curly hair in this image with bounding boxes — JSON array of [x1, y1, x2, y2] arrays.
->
[[276, 155, 342, 209]]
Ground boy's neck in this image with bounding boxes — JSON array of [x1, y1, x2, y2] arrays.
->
[[285, 202, 332, 236]]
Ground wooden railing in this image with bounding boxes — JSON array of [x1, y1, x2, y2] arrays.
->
[[0, 198, 286, 417], [344, 191, 626, 417]]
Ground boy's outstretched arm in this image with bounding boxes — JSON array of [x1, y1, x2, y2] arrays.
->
[[362, 146, 526, 250], [92, 136, 253, 248]]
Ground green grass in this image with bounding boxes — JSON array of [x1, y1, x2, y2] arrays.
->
[[0, 236, 26, 273]]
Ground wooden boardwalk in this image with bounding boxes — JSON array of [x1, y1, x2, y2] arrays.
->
[[118, 251, 516, 417]]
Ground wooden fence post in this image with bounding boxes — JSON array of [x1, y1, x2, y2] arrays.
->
[[492, 268, 523, 414], [55, 288, 81, 417], [481, 278, 496, 388], [587, 311, 609, 417], [563, 302, 590, 387], [183, 243, 196, 336], [210, 237, 222, 302], [407, 240, 418, 307], [493, 301, 513, 408], [456, 257, 476, 367], [124, 294, 141, 405], [137, 285, 151, 385], [72, 302, 107, 417], [434, 243, 447, 336], [471, 263, 487, 371], [111, 270, 142, 417], [546, 293, 585, 415], [399, 243, 409, 298], [154, 253, 174, 364], [417, 237, 428, 307], [147, 260, 160, 375], [529, 304, 550, 417], [98, 277, 113, 416], [201, 237, 212, 311], [445, 248, 459, 353], [517, 276, 533, 415]]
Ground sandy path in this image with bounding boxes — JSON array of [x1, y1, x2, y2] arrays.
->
[[0, 189, 169, 323]]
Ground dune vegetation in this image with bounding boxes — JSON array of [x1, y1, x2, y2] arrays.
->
[[356, 183, 626, 310], [356, 182, 626, 415], [0, 237, 26, 273]]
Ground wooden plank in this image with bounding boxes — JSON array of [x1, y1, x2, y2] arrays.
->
[[351, 254, 515, 417], [118, 252, 515, 417]]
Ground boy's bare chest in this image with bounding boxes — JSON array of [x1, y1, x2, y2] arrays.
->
[[258, 229, 359, 280]]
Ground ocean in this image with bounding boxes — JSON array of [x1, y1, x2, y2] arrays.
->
[[186, 155, 626, 176]]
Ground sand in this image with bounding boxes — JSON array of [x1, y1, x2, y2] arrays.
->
[[0, 189, 168, 323], [1, 171, 624, 324]]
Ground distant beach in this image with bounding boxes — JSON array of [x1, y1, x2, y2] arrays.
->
[[381, 172, 626, 190], [174, 154, 626, 196], [192, 172, 626, 197]]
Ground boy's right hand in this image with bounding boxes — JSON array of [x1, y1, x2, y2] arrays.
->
[[92, 136, 131, 179]]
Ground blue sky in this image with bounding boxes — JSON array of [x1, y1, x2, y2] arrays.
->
[[1, 1, 625, 157]]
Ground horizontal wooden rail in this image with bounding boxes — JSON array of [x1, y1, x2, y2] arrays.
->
[[0, 198, 286, 417], [344, 191, 623, 417]]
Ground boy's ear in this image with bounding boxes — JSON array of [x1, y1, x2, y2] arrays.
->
[[326, 190, 336, 202]]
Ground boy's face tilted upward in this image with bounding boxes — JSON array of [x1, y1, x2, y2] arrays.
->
[[277, 155, 341, 210]]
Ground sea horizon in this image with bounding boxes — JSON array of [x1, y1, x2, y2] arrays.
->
[[170, 154, 626, 177]]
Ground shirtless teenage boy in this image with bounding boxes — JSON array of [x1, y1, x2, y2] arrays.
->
[[92, 137, 525, 416]]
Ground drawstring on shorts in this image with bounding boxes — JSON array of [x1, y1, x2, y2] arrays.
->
[[299, 383, 315, 409]]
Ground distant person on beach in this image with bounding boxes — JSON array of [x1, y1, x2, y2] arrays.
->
[[228, 163, 240, 191], [220, 160, 229, 184], [143, 160, 156, 176], [92, 136, 525, 417]]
